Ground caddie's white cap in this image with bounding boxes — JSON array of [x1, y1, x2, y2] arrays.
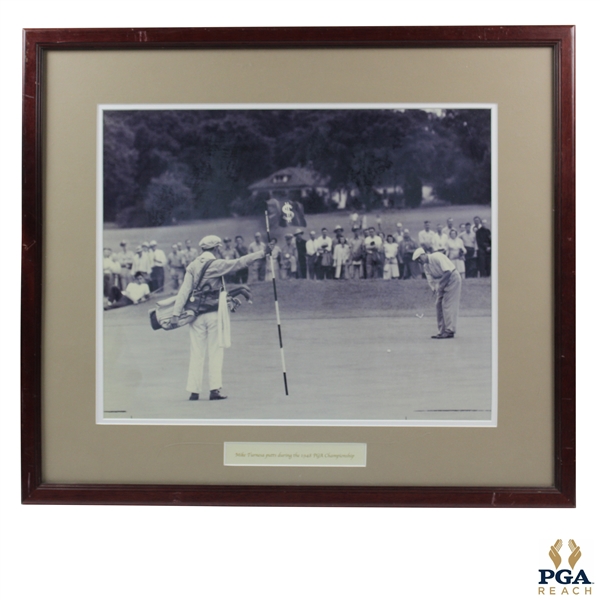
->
[[412, 247, 426, 261], [199, 235, 222, 250]]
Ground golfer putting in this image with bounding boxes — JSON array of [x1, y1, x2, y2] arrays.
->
[[169, 234, 273, 401], [413, 247, 462, 339]]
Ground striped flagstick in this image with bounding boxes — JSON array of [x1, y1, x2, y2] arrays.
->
[[265, 210, 289, 395]]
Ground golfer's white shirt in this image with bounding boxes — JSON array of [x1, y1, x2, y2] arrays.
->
[[425, 252, 456, 279]]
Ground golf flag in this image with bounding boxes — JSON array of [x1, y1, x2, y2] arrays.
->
[[266, 198, 307, 228]]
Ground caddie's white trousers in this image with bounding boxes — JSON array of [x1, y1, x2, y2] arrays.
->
[[186, 311, 223, 394]]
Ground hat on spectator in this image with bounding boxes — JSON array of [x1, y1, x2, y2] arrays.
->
[[150, 240, 157, 246], [199, 235, 222, 250], [334, 225, 343, 231], [141, 241, 149, 247], [285, 233, 293, 239], [412, 248, 426, 261], [223, 237, 231, 243], [294, 228, 304, 235], [120, 240, 127, 246], [396, 222, 403, 228]]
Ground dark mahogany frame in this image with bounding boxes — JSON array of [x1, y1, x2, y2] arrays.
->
[[21, 26, 575, 507]]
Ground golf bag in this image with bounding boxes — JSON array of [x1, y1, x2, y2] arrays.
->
[[149, 257, 251, 331]]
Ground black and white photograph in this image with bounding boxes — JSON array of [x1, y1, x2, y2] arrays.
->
[[98, 104, 497, 425]]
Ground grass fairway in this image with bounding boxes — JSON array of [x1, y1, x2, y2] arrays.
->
[[102, 276, 493, 424]]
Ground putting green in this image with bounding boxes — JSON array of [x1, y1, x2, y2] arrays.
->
[[102, 278, 492, 423]]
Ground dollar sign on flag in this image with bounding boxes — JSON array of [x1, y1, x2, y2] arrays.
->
[[282, 201, 295, 224]]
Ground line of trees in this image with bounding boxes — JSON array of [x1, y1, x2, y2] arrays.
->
[[103, 108, 491, 227]]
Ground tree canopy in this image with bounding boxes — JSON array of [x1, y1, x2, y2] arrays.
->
[[103, 108, 491, 226]]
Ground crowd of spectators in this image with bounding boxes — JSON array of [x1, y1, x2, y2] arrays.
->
[[248, 214, 492, 282], [103, 239, 169, 298], [103, 214, 492, 298]]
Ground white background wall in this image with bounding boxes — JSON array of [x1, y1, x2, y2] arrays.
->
[[1, 2, 596, 599]]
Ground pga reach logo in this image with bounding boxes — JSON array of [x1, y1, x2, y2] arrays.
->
[[538, 539, 594, 596]]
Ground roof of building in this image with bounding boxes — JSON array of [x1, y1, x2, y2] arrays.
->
[[248, 166, 329, 191]]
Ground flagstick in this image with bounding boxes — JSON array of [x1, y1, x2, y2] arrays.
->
[[265, 210, 289, 395]]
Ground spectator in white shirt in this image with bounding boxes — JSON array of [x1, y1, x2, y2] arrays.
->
[[348, 227, 365, 279], [182, 239, 198, 266], [394, 222, 404, 244], [103, 247, 120, 297], [445, 229, 467, 278], [315, 228, 334, 279], [115, 240, 134, 290], [266, 236, 281, 280], [383, 234, 400, 279], [333, 236, 351, 279], [149, 240, 167, 293], [442, 217, 455, 236], [364, 227, 383, 278], [305, 231, 319, 280], [105, 272, 151, 310], [168, 244, 186, 290], [459, 222, 477, 278], [418, 220, 436, 253], [280, 233, 298, 279], [432, 223, 448, 253], [133, 242, 153, 284], [248, 232, 267, 282]]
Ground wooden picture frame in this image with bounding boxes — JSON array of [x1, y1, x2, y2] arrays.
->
[[21, 26, 575, 506]]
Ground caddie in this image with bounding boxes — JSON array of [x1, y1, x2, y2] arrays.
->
[[413, 247, 462, 339], [170, 234, 272, 401]]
